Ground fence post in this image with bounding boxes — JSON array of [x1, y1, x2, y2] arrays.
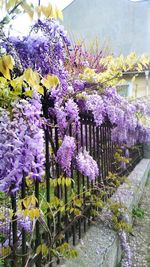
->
[[21, 175, 27, 267], [42, 89, 52, 266], [11, 194, 18, 267]]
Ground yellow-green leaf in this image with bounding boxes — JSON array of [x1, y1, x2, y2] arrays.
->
[[0, 77, 7, 84], [0, 212, 5, 220], [41, 74, 59, 89], [56, 7, 63, 20], [0, 55, 15, 80], [57, 177, 62, 185], [35, 6, 42, 17], [2, 55, 14, 70], [62, 177, 65, 186], [137, 63, 143, 72], [23, 68, 40, 88], [21, 2, 34, 20], [59, 206, 65, 213], [37, 86, 44, 95], [29, 208, 40, 220], [10, 76, 23, 91], [41, 4, 52, 18], [36, 244, 48, 256], [1, 246, 11, 257], [23, 90, 33, 97], [6, 0, 17, 11], [66, 178, 71, 187], [0, 60, 11, 80], [41, 244, 49, 256], [36, 245, 42, 255], [23, 197, 31, 209]]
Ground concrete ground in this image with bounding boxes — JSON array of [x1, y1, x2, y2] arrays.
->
[[129, 177, 150, 267]]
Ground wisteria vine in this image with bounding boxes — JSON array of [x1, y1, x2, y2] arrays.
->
[[0, 16, 150, 266]]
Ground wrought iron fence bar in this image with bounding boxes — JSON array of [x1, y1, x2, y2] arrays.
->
[[11, 193, 18, 267], [21, 175, 27, 267], [80, 117, 87, 233], [35, 179, 41, 267]]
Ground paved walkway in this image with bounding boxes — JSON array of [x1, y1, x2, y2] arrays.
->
[[129, 177, 150, 267]]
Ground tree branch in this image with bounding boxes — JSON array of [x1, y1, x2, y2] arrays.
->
[[0, 1, 23, 26]]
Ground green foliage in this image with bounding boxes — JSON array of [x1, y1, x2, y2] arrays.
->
[[0, 59, 60, 110], [50, 177, 73, 188], [0, 246, 11, 258], [41, 74, 60, 90], [114, 152, 130, 164], [0, 258, 4, 266], [36, 243, 49, 257], [79, 53, 150, 88], [17, 194, 40, 220], [146, 255, 150, 267], [51, 242, 78, 259], [108, 200, 132, 233], [105, 172, 128, 188], [36, 242, 78, 261], [132, 206, 145, 219]]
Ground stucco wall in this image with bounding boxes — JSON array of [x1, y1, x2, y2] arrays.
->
[[63, 0, 150, 55], [124, 74, 150, 98], [132, 76, 148, 98]]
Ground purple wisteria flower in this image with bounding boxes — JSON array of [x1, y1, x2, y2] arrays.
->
[[0, 92, 44, 194], [55, 99, 80, 137], [56, 135, 76, 176], [72, 80, 86, 92], [125, 148, 129, 158], [0, 207, 32, 251], [76, 149, 99, 180], [3, 19, 71, 100], [86, 94, 105, 126], [55, 103, 67, 136], [65, 98, 79, 124]]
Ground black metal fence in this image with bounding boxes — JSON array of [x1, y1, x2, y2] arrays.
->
[[1, 109, 143, 267]]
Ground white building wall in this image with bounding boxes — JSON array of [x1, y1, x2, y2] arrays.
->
[[63, 0, 150, 55]]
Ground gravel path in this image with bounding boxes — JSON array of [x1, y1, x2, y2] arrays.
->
[[129, 177, 150, 267]]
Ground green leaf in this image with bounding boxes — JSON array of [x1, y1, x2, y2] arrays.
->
[[6, 0, 18, 11], [21, 1, 34, 20], [57, 177, 62, 186], [41, 74, 59, 89], [59, 206, 65, 213], [37, 86, 44, 95], [23, 90, 33, 97], [62, 177, 65, 186], [66, 178, 71, 187], [23, 68, 40, 88]]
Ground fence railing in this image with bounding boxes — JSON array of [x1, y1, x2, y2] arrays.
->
[[1, 110, 143, 267]]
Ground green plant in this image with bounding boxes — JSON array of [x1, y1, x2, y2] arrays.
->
[[146, 255, 150, 267], [132, 206, 145, 219], [0, 258, 4, 266]]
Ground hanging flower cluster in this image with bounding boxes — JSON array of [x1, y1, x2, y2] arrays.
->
[[56, 135, 76, 176], [3, 19, 71, 100], [84, 87, 150, 147], [76, 150, 99, 181], [55, 98, 80, 136], [0, 93, 44, 194]]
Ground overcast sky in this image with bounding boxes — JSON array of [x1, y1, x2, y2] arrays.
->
[[32, 0, 74, 10]]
